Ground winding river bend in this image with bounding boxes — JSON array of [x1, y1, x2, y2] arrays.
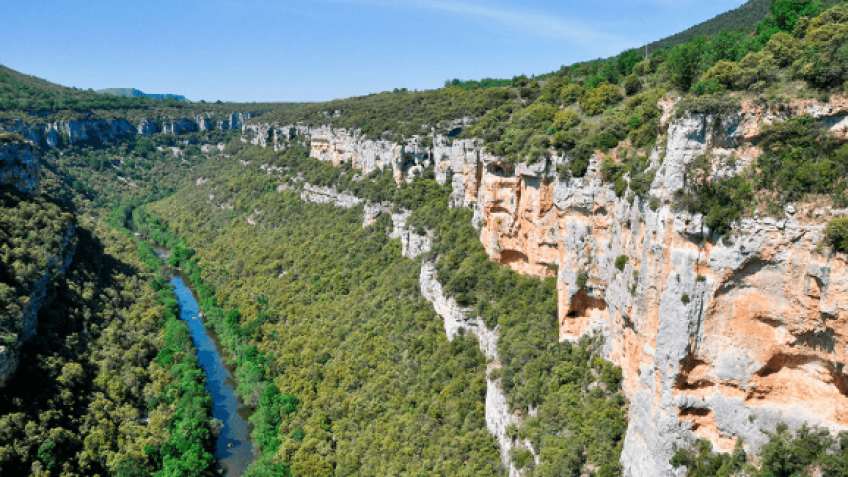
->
[[170, 274, 255, 475]]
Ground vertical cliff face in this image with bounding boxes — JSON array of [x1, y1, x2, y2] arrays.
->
[[0, 140, 77, 388], [244, 94, 848, 475], [243, 123, 433, 183], [446, 95, 848, 476], [0, 138, 40, 195], [0, 111, 257, 149]]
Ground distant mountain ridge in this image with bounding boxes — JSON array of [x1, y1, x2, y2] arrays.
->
[[96, 87, 187, 101]]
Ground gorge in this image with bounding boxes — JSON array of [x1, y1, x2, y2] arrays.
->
[[3, 1, 848, 476]]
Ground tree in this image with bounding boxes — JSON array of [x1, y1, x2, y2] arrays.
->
[[667, 37, 707, 91], [769, 0, 826, 32], [623, 74, 642, 95]]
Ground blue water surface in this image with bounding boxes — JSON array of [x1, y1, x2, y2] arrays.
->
[[171, 276, 254, 476]]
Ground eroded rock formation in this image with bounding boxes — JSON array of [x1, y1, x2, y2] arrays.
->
[[0, 111, 257, 149], [244, 94, 848, 476], [0, 142, 77, 387], [0, 137, 40, 195]]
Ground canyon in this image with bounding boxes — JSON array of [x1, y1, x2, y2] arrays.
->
[[242, 94, 848, 476], [4, 88, 848, 475]]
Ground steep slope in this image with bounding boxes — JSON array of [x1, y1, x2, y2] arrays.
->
[[0, 135, 216, 476]]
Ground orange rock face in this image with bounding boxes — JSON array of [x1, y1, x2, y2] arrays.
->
[[455, 96, 848, 475], [476, 167, 559, 277]]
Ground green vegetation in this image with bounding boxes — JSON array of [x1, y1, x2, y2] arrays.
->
[[0, 199, 215, 476], [756, 115, 848, 204], [110, 139, 631, 475], [0, 188, 74, 340], [135, 152, 506, 474], [647, 0, 773, 52], [0, 64, 289, 121], [3, 1, 848, 476], [826, 218, 848, 253], [673, 154, 754, 235], [675, 424, 848, 476], [45, 129, 238, 214], [675, 113, 848, 234]]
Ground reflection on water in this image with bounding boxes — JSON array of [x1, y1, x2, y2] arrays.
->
[[171, 276, 255, 476]]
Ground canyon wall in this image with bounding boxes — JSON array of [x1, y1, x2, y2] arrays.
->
[[0, 140, 77, 387], [244, 95, 848, 476], [0, 112, 256, 149], [0, 138, 40, 195]]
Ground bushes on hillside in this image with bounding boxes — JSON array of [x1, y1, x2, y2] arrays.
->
[[581, 83, 624, 115], [826, 218, 848, 253]]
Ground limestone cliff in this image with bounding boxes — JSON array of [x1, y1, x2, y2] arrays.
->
[[0, 111, 257, 149], [0, 142, 77, 387], [244, 94, 848, 475], [0, 137, 40, 195]]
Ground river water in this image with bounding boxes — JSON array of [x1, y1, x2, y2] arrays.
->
[[170, 275, 255, 476]]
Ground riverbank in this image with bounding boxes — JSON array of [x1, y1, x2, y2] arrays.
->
[[170, 275, 255, 476]]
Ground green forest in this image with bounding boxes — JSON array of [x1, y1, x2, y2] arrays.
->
[[0, 189, 215, 475]]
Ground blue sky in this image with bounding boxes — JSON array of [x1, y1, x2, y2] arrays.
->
[[3, 0, 748, 102]]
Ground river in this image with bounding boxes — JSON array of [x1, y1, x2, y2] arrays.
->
[[170, 274, 255, 475]]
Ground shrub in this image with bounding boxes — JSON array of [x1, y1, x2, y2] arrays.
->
[[552, 129, 578, 151], [681, 293, 690, 304], [667, 37, 707, 91], [826, 218, 848, 253], [580, 83, 623, 115], [560, 84, 584, 106], [601, 157, 626, 182], [649, 196, 662, 211], [576, 269, 589, 288], [794, 6, 848, 88], [553, 110, 580, 131], [691, 80, 725, 96], [737, 51, 779, 89], [633, 60, 651, 76], [764, 32, 803, 67], [699, 60, 739, 90], [625, 89, 664, 148], [757, 116, 848, 202], [614, 177, 628, 198], [569, 140, 595, 177], [673, 155, 753, 235], [623, 74, 642, 95], [615, 255, 629, 271], [511, 449, 535, 469]]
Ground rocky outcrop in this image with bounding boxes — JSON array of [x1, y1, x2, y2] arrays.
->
[[0, 138, 40, 194], [0, 144, 76, 387], [244, 94, 848, 475], [453, 96, 848, 476], [0, 224, 76, 388], [420, 262, 535, 476], [243, 123, 433, 183], [0, 111, 257, 149], [299, 183, 363, 208]]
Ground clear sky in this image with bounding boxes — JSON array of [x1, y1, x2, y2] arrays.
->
[[3, 0, 748, 102]]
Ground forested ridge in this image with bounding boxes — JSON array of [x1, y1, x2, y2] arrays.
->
[[0, 65, 295, 122]]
